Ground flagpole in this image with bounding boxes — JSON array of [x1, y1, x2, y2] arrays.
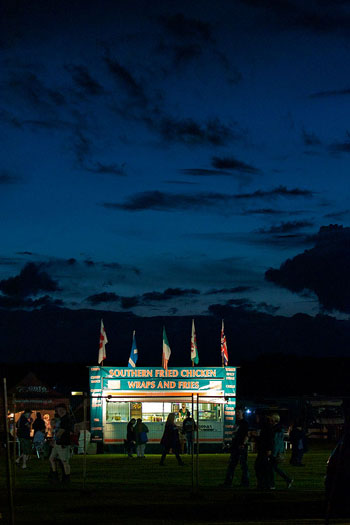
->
[[221, 319, 224, 368]]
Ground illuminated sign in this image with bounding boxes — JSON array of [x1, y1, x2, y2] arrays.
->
[[89, 367, 233, 394]]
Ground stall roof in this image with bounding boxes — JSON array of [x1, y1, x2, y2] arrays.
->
[[8, 372, 69, 411]]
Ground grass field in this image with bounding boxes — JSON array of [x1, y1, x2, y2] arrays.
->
[[0, 443, 348, 525]]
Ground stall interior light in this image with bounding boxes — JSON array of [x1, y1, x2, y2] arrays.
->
[[71, 391, 84, 396]]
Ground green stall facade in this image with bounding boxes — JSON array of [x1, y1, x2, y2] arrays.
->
[[89, 366, 236, 453]]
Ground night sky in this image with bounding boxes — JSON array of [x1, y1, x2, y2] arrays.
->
[[1, 0, 350, 321]]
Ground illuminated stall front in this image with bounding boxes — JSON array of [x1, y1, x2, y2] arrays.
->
[[89, 366, 236, 451]]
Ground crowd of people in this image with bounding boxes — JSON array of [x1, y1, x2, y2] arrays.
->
[[125, 409, 196, 465], [13, 401, 350, 511], [12, 404, 74, 483], [222, 408, 308, 490]]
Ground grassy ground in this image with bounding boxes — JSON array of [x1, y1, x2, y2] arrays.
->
[[0, 443, 347, 524]]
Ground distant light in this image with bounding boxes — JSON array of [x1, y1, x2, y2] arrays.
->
[[245, 409, 252, 414], [71, 391, 84, 396]]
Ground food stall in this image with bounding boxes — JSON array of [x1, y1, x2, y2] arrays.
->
[[89, 366, 236, 452]]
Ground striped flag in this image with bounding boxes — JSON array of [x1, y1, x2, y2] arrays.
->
[[191, 319, 199, 365], [128, 331, 138, 368], [98, 319, 108, 365], [162, 327, 171, 370], [221, 319, 229, 366]]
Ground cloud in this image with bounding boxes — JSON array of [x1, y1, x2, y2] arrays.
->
[[9, 71, 64, 106], [208, 298, 279, 315], [158, 13, 212, 42], [86, 292, 120, 305], [0, 294, 63, 310], [65, 64, 104, 96], [102, 186, 313, 214], [0, 171, 21, 184], [234, 186, 314, 199], [142, 288, 200, 302], [73, 130, 93, 164], [240, 208, 296, 216], [324, 210, 350, 220], [329, 137, 350, 154], [0, 257, 22, 266], [265, 224, 350, 313], [157, 41, 203, 67], [120, 296, 140, 309], [101, 186, 314, 213], [0, 263, 59, 298], [85, 162, 126, 176], [179, 168, 231, 177], [256, 221, 314, 234], [184, 232, 239, 242], [309, 87, 350, 98], [302, 129, 322, 146], [212, 155, 261, 174], [0, 109, 22, 128], [152, 116, 238, 146], [242, 0, 350, 34], [104, 54, 147, 104], [206, 286, 256, 295], [101, 190, 234, 212]]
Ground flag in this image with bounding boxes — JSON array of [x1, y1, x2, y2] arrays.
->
[[98, 319, 108, 365], [128, 331, 138, 368], [191, 319, 199, 365], [162, 327, 171, 370], [221, 319, 229, 366]]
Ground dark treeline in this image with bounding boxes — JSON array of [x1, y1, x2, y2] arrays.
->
[[0, 306, 350, 366], [0, 306, 349, 398], [1, 355, 349, 399]]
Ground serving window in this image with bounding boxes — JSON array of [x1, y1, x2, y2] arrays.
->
[[105, 400, 222, 422], [106, 401, 129, 422]]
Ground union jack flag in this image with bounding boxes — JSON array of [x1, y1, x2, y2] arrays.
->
[[221, 320, 228, 366]]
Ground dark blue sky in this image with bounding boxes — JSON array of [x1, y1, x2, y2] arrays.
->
[[1, 0, 350, 318]]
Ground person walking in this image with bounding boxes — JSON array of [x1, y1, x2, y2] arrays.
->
[[16, 409, 33, 469], [254, 414, 274, 490], [33, 412, 46, 434], [48, 404, 73, 483], [134, 418, 149, 458], [289, 420, 308, 466], [182, 411, 197, 455], [222, 408, 250, 487], [270, 413, 293, 489], [126, 418, 136, 457], [159, 413, 184, 466]]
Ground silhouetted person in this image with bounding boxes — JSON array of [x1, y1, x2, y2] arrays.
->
[[134, 418, 148, 458], [270, 413, 293, 489], [289, 420, 308, 466], [254, 414, 274, 489], [160, 413, 184, 466], [16, 409, 33, 469], [182, 411, 196, 455], [126, 418, 136, 457], [33, 412, 46, 434], [222, 408, 249, 487], [48, 404, 73, 483]]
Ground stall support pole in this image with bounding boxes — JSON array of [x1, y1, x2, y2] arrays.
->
[[191, 394, 194, 492], [12, 394, 16, 485], [83, 393, 88, 490], [196, 394, 199, 492], [3, 379, 15, 525]]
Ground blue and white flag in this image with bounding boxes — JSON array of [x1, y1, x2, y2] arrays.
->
[[128, 331, 138, 368]]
